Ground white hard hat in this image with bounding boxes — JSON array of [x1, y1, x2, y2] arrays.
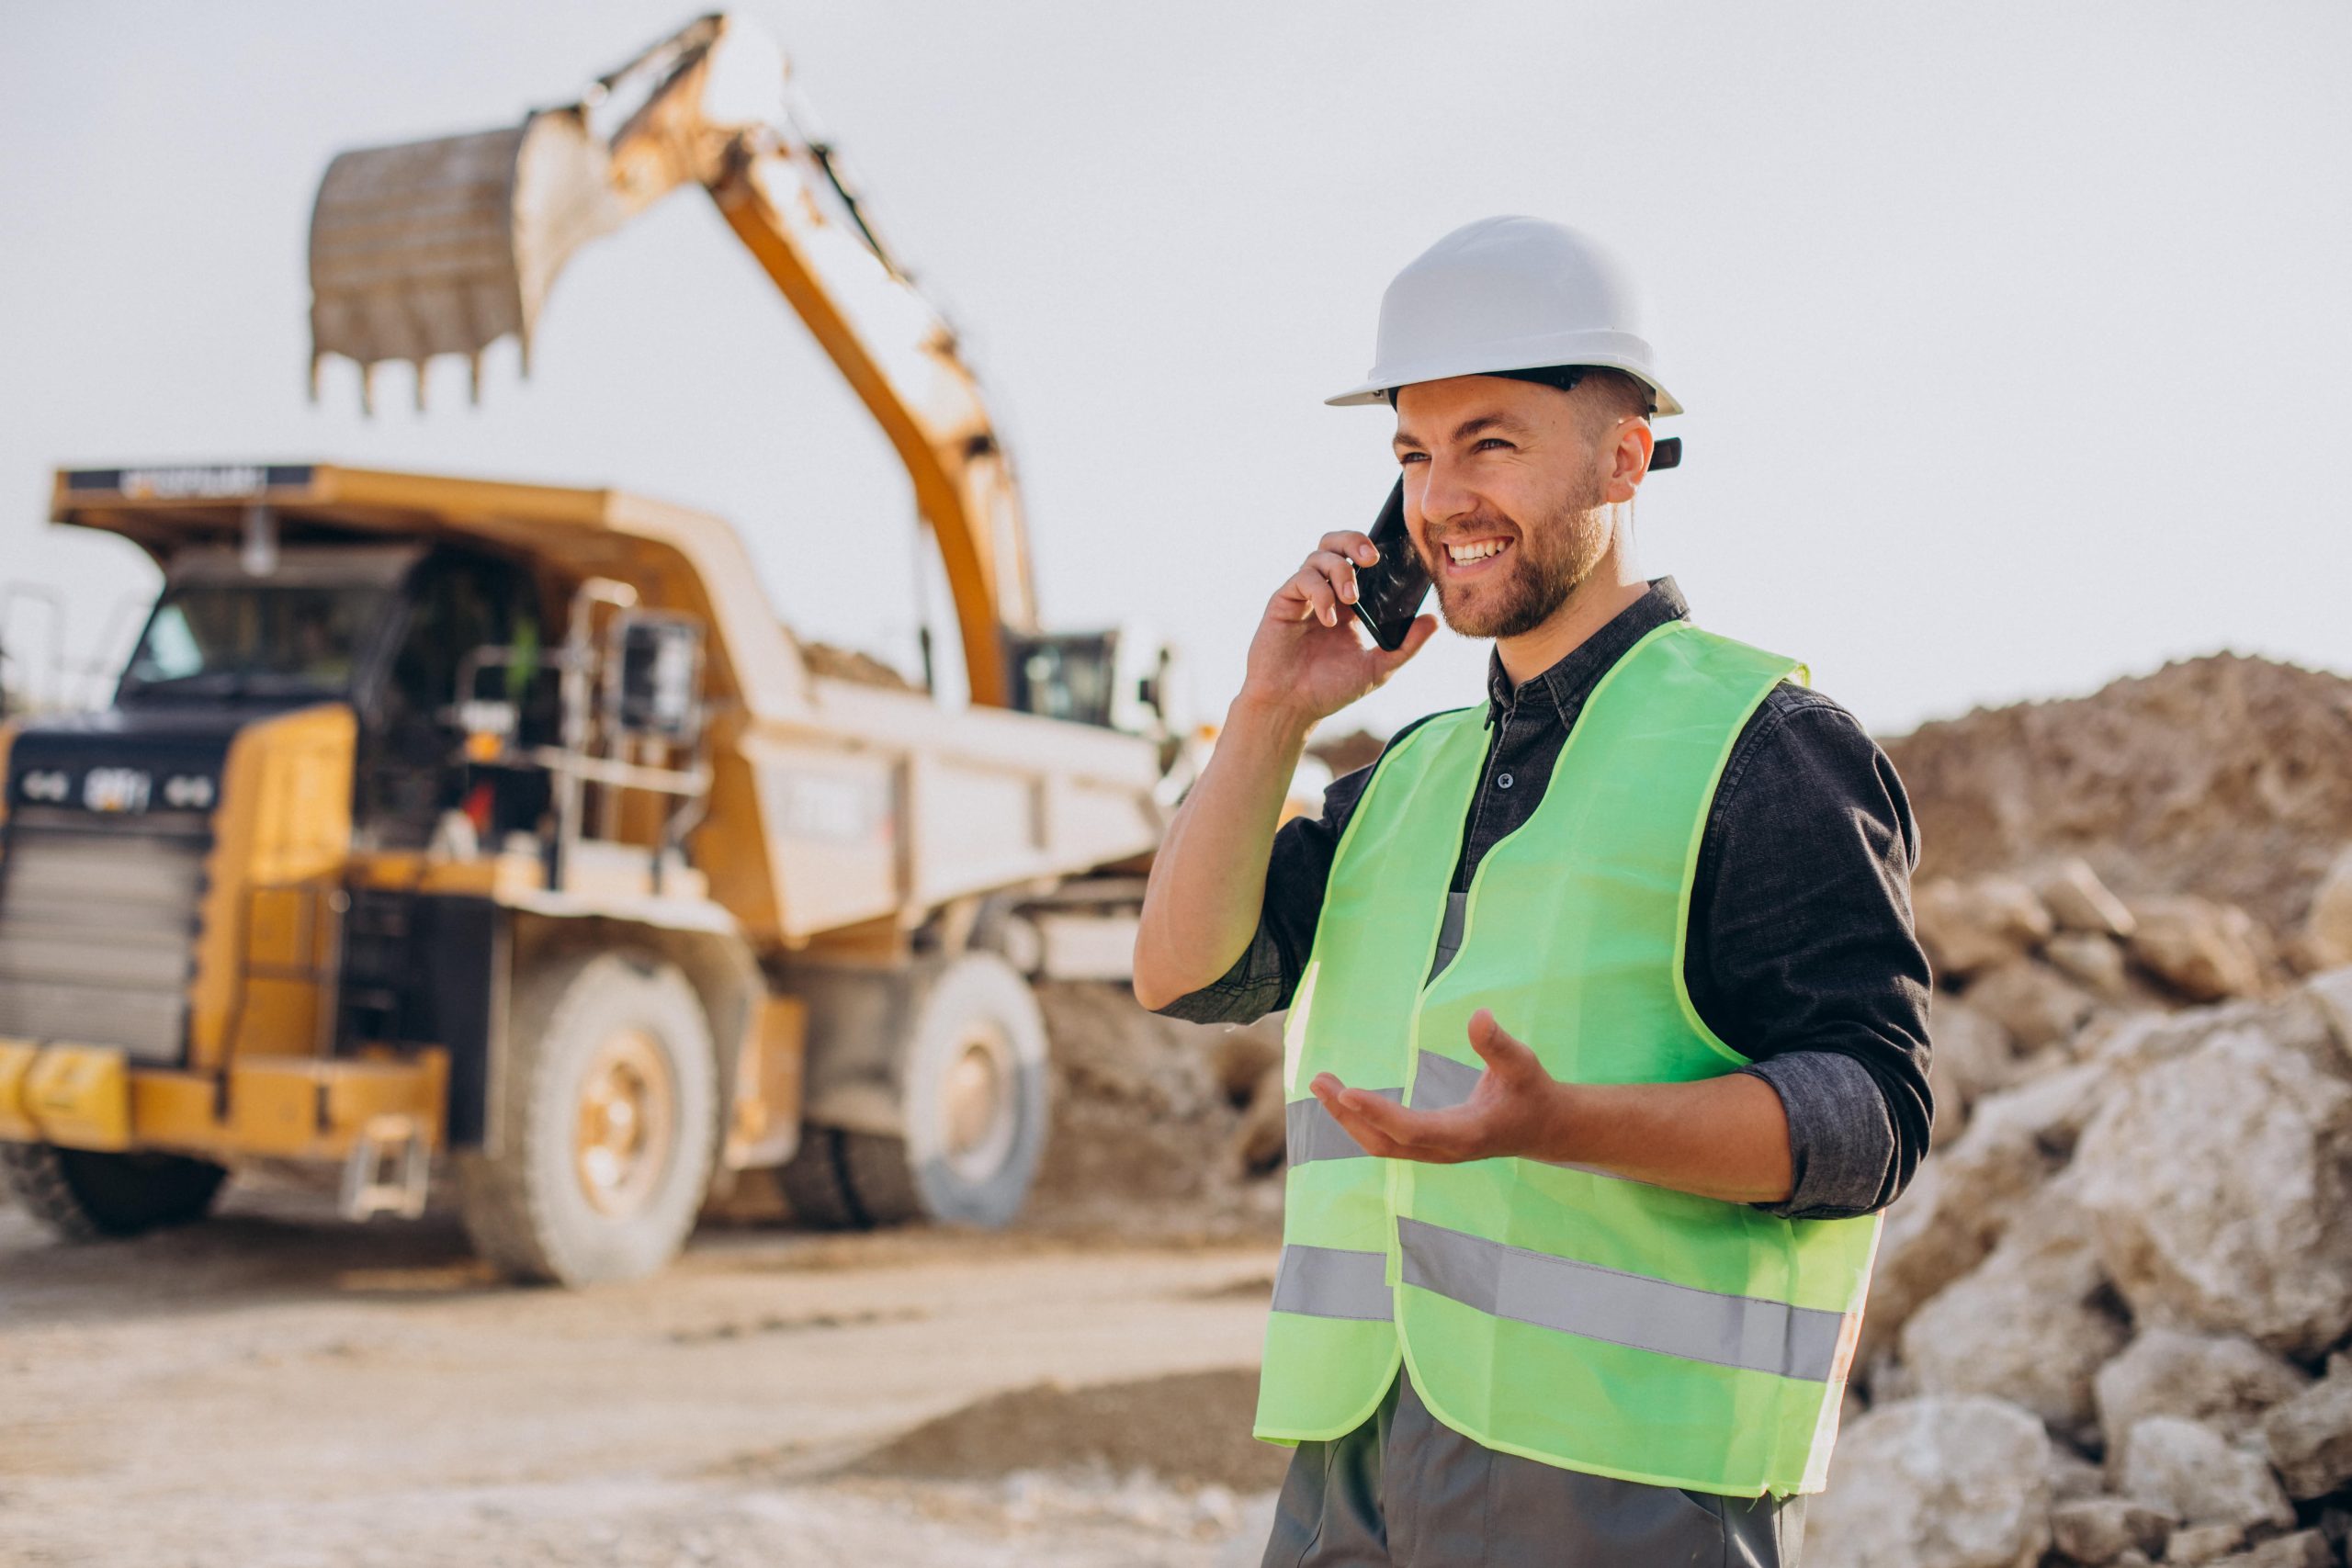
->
[[1327, 216, 1681, 417]]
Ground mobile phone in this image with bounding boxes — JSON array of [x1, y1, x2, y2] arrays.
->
[[1348, 479, 1431, 652]]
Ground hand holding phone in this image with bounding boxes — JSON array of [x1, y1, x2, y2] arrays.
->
[[1349, 479, 1433, 652], [1239, 480, 1434, 723]]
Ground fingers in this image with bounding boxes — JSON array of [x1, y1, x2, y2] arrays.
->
[[1383, 613, 1440, 663], [1311, 1072, 1476, 1162], [1318, 531, 1380, 569], [1281, 549, 1368, 627], [1282, 564, 1342, 626], [1465, 1008, 1539, 1079]]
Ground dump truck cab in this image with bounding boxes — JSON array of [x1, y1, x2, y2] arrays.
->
[[0, 463, 1167, 1281]]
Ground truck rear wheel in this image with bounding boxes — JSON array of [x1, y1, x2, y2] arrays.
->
[[457, 953, 718, 1285], [845, 952, 1050, 1229], [0, 1142, 227, 1240], [775, 1125, 865, 1229]]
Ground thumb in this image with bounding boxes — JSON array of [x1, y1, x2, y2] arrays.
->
[[1382, 613, 1440, 665], [1466, 1008, 1538, 1077]]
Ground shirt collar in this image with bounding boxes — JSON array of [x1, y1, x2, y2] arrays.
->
[[1483, 576, 1692, 727]]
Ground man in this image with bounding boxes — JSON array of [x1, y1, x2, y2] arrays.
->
[[1132, 217, 1932, 1566]]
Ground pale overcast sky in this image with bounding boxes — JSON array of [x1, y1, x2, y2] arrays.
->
[[5, 2, 2346, 737]]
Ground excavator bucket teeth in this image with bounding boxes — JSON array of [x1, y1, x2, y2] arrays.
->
[[308, 109, 623, 405]]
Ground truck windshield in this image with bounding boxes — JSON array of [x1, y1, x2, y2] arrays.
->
[[119, 583, 391, 701]]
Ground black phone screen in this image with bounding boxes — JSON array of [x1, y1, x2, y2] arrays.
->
[[1349, 479, 1431, 652]]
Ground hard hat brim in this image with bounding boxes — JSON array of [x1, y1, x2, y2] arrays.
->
[[1326, 341, 1682, 418]]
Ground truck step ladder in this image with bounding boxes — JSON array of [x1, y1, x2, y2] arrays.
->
[[339, 1113, 430, 1221]]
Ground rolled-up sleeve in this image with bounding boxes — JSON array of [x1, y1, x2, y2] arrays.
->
[[1686, 689, 1936, 1221]]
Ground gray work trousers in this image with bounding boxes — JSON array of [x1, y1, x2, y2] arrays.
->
[[1260, 1370, 1804, 1567]]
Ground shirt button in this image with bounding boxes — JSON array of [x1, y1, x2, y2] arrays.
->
[[1497, 772, 1515, 789]]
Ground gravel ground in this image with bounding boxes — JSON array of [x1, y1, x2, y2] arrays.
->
[[0, 1183, 1283, 1567]]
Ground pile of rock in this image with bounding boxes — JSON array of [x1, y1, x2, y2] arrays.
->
[[1023, 980, 1289, 1238], [1809, 851, 2352, 1566], [1880, 653, 2352, 940], [1911, 858, 2305, 1150]]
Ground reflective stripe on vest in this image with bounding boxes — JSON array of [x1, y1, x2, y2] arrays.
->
[[1284, 1088, 1402, 1167], [1253, 621, 1883, 1499], [1272, 1243, 1393, 1320], [1396, 1218, 1853, 1382]]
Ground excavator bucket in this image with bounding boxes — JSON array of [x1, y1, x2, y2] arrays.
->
[[308, 109, 624, 411]]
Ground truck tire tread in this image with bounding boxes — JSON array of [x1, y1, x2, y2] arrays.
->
[[0, 1141, 227, 1240], [456, 952, 717, 1285]]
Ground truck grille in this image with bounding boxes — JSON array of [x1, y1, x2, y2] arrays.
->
[[0, 808, 210, 1065]]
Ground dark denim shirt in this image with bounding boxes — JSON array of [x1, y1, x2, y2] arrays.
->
[[1156, 579, 1934, 1219]]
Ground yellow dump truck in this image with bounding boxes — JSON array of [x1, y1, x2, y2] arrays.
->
[[0, 16, 1175, 1283]]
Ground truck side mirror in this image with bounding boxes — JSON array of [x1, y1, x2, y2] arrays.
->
[[611, 613, 705, 744]]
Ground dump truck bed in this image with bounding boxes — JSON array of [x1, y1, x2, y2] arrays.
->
[[52, 463, 1166, 948]]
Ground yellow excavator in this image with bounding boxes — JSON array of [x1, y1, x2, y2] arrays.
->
[[0, 14, 1174, 1283]]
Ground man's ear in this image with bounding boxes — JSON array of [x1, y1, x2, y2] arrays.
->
[[1602, 420, 1655, 505]]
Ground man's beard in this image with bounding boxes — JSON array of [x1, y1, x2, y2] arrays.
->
[[1422, 466, 1612, 639]]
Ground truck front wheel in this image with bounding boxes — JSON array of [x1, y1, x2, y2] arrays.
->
[[0, 1142, 227, 1240], [457, 953, 718, 1285]]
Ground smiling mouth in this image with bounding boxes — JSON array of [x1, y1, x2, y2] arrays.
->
[[1440, 536, 1513, 572]]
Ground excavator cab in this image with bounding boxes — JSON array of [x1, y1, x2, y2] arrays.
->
[[1006, 627, 1170, 736]]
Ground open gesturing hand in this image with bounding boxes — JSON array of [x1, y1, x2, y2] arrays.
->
[[1308, 1009, 1566, 1165]]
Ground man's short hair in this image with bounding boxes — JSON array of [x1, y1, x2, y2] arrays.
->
[[1388, 366, 1656, 431], [1575, 367, 1656, 425]]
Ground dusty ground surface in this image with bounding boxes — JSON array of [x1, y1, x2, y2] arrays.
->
[[0, 1181, 1286, 1567]]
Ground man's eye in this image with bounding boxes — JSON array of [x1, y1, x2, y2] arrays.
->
[[1475, 438, 1513, 452], [1396, 452, 1428, 465]]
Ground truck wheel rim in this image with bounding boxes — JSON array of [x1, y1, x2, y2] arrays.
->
[[574, 1028, 675, 1217], [940, 1022, 1018, 1183]]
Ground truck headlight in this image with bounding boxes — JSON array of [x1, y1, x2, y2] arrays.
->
[[163, 774, 217, 810]]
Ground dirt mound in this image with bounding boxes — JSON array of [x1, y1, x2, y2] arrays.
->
[[1026, 982, 1286, 1240], [1882, 654, 2352, 931], [842, 1368, 1286, 1492]]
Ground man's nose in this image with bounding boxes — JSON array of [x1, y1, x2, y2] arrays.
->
[[1418, 455, 1477, 533]]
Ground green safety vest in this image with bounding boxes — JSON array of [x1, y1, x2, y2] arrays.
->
[[1255, 620, 1881, 1498]]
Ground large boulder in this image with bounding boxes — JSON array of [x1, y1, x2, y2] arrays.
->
[[1932, 997, 2019, 1107], [1901, 1189, 2128, 1435], [2261, 1352, 2352, 1500], [2070, 1019, 2352, 1355], [2093, 1327, 2310, 1456], [2086, 984, 2347, 1082], [1805, 1396, 2052, 1568], [2308, 966, 2352, 1063], [1860, 1063, 2103, 1364], [1962, 959, 2098, 1051], [1917, 875, 2055, 981], [2047, 1497, 2172, 1565], [2127, 896, 2267, 1002], [2301, 845, 2352, 970], [2045, 932, 2131, 1000], [2167, 1522, 2252, 1565], [2113, 1416, 2293, 1533], [2207, 1535, 2335, 1568], [2038, 858, 2139, 939], [1928, 1046, 1967, 1151]]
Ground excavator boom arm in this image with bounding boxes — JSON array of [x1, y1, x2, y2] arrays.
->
[[307, 13, 1037, 705]]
